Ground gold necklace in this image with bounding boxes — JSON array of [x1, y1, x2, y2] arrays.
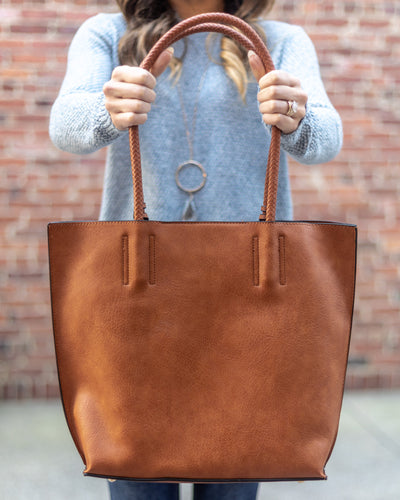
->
[[175, 60, 210, 221]]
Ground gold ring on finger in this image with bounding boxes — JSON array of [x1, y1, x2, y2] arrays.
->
[[286, 100, 298, 117]]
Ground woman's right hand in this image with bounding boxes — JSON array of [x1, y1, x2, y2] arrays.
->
[[103, 48, 174, 131]]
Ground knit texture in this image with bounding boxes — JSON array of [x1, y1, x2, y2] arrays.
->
[[49, 13, 342, 222]]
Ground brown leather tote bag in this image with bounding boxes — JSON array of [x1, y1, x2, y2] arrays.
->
[[48, 13, 357, 483]]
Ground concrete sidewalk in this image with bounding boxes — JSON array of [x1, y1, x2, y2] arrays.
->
[[1, 390, 399, 500]]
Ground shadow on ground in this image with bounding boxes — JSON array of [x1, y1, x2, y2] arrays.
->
[[1, 390, 399, 500]]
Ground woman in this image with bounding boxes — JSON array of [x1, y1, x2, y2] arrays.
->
[[49, 0, 342, 498]]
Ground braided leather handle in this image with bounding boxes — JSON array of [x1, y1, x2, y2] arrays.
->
[[129, 13, 281, 222]]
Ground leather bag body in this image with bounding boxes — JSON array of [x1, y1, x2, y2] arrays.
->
[[48, 14, 357, 483]]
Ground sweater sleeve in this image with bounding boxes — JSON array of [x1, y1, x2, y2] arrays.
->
[[49, 14, 125, 154], [267, 26, 343, 165]]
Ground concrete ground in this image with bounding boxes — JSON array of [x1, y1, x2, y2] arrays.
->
[[1, 390, 399, 500]]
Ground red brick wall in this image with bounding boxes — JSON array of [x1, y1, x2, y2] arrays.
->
[[1, 0, 399, 398]]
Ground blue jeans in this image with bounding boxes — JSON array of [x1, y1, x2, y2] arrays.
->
[[109, 481, 258, 499]]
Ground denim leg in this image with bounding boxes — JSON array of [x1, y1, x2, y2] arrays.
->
[[193, 482, 258, 500], [108, 480, 180, 500]]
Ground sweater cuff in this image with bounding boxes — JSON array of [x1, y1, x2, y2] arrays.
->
[[94, 92, 125, 145], [262, 107, 311, 160], [280, 116, 307, 151]]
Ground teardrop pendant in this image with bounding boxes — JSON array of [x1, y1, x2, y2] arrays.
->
[[182, 193, 197, 221]]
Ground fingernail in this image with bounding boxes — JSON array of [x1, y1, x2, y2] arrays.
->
[[166, 47, 174, 55], [248, 50, 256, 58]]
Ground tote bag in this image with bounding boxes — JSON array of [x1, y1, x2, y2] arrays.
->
[[48, 13, 357, 483]]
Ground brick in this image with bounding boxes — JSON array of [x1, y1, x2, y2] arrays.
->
[[20, 10, 58, 19], [359, 20, 391, 29], [0, 68, 33, 79], [12, 54, 48, 64], [386, 35, 400, 44], [344, 2, 357, 14], [315, 18, 348, 27], [10, 24, 49, 34], [0, 40, 26, 48]]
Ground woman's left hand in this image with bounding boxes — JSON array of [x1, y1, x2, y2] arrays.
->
[[248, 51, 308, 134]]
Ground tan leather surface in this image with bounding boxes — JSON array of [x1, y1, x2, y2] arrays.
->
[[48, 220, 357, 481], [48, 12, 357, 483]]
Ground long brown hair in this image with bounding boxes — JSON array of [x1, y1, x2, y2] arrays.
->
[[116, 0, 275, 99]]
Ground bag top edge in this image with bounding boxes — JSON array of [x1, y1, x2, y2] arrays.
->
[[47, 220, 357, 228]]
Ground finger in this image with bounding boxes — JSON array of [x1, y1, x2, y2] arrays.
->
[[103, 81, 156, 103], [111, 65, 157, 89], [259, 99, 292, 116], [151, 47, 174, 78], [259, 99, 306, 120], [258, 85, 307, 105], [247, 50, 266, 82], [112, 112, 148, 131], [259, 69, 301, 91], [261, 113, 298, 134], [105, 98, 151, 115]]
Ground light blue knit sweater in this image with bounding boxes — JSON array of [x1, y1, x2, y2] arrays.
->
[[49, 13, 342, 222]]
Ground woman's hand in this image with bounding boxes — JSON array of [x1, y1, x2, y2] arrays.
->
[[248, 51, 307, 134], [103, 48, 174, 131]]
